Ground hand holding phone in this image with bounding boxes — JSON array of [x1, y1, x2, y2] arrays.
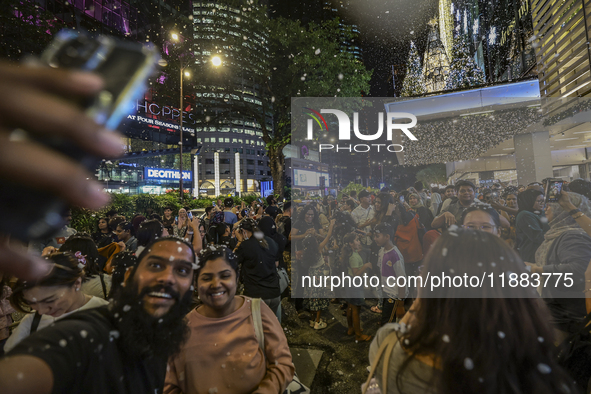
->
[[545, 179, 564, 203], [0, 30, 159, 242]]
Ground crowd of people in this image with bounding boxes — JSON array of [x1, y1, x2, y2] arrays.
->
[[1, 177, 591, 393], [3, 62, 591, 394]]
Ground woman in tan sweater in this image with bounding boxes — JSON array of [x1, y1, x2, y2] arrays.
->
[[164, 245, 294, 394]]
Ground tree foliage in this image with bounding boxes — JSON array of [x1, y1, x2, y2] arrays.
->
[[444, 35, 485, 90], [415, 164, 447, 186], [401, 41, 426, 97]]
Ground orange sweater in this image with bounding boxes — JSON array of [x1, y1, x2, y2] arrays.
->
[[164, 296, 294, 394]]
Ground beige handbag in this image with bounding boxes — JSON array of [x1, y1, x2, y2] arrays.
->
[[362, 330, 401, 394]]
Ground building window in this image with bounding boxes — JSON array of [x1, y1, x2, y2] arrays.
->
[[247, 159, 255, 165], [267, 171, 271, 175], [204, 138, 210, 143], [247, 169, 255, 175], [259, 170, 264, 175], [221, 159, 230, 164], [205, 159, 214, 164]]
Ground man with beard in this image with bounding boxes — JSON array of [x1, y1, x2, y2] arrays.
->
[[0, 237, 195, 394]]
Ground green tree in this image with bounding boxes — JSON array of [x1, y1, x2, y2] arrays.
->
[[415, 164, 447, 186], [444, 35, 485, 90], [401, 41, 426, 96]]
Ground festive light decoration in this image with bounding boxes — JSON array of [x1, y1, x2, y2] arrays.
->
[[439, 0, 454, 61], [464, 9, 468, 34], [401, 41, 426, 96], [488, 27, 497, 45], [472, 17, 479, 36], [423, 18, 450, 93], [444, 34, 485, 90], [403, 107, 543, 166]]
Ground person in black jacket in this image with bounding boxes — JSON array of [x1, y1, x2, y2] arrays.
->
[[258, 216, 287, 270], [234, 219, 281, 314]]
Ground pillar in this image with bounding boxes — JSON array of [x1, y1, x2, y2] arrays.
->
[[514, 131, 553, 185], [214, 152, 220, 197], [235, 152, 241, 197], [193, 154, 199, 198]]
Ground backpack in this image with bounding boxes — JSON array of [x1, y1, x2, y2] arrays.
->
[[210, 211, 225, 226]]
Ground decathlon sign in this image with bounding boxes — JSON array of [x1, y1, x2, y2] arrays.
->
[[144, 167, 192, 181]]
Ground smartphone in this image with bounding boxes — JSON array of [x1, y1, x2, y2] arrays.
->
[[212, 202, 216, 207], [175, 216, 179, 222], [545, 179, 564, 203], [399, 196, 405, 203], [188, 212, 193, 219], [0, 29, 160, 241]]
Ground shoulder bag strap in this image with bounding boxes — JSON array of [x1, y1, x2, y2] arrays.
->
[[99, 273, 107, 299], [362, 330, 400, 394], [30, 311, 42, 333], [251, 298, 265, 354]]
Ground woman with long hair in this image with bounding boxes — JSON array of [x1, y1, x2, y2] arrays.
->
[[164, 246, 294, 394], [92, 217, 114, 247], [4, 252, 109, 353], [60, 234, 111, 299], [174, 208, 191, 239], [301, 219, 335, 330], [368, 229, 578, 394], [289, 204, 324, 313], [341, 232, 372, 342], [515, 189, 549, 263]]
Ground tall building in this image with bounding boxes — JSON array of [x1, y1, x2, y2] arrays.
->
[[190, 0, 273, 196], [531, 0, 591, 97], [19, 0, 205, 195]]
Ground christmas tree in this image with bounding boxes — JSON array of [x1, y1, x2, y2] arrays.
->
[[444, 35, 486, 90], [401, 41, 426, 96]]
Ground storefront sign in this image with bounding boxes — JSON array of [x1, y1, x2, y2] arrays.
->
[[144, 167, 192, 181]]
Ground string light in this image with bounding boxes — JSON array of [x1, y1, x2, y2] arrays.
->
[[439, 0, 454, 59], [488, 27, 497, 45]]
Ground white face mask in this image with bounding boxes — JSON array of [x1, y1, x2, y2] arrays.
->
[[254, 231, 264, 240]]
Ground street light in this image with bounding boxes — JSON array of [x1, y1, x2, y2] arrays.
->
[[211, 55, 222, 67], [171, 31, 190, 202]]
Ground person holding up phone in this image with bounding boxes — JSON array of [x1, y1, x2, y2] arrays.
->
[[515, 189, 548, 265], [0, 62, 124, 281]]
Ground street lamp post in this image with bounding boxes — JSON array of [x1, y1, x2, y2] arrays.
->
[[179, 65, 184, 202], [172, 32, 192, 202]]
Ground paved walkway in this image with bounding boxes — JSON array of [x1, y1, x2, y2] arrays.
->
[[282, 298, 383, 393]]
